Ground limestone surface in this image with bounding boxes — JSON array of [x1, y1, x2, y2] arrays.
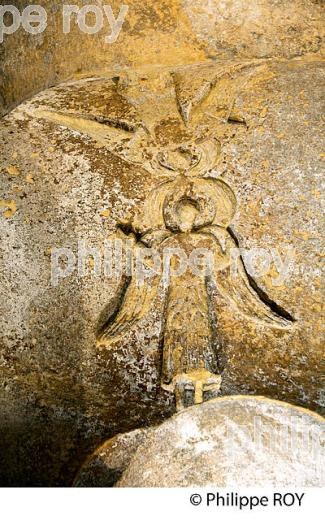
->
[[0, 58, 324, 485], [74, 428, 148, 487], [1, 0, 324, 116], [77, 396, 325, 487]]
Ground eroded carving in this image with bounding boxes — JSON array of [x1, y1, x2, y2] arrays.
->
[[96, 160, 294, 410], [32, 69, 295, 410]]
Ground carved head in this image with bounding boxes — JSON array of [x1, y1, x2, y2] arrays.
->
[[131, 175, 237, 237]]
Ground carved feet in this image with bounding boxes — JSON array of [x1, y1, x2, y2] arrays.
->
[[163, 369, 222, 411]]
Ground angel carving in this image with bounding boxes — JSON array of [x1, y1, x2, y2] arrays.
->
[[96, 147, 294, 410], [33, 73, 295, 409]]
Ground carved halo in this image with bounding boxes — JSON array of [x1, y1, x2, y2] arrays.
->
[[132, 175, 237, 236]]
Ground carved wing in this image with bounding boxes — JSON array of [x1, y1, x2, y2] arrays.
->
[[97, 246, 164, 346], [207, 228, 294, 328]]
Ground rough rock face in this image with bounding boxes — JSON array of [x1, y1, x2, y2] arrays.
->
[[0, 57, 324, 485], [74, 428, 148, 487], [0, 0, 324, 116], [75, 397, 325, 487]]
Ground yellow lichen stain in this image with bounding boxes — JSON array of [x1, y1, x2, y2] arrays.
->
[[6, 165, 20, 176], [246, 320, 257, 335], [12, 185, 23, 193], [25, 174, 34, 183], [260, 106, 268, 118], [314, 278, 321, 288], [12, 151, 18, 159], [48, 147, 55, 153], [31, 152, 40, 158], [263, 265, 289, 291], [0, 199, 17, 218], [261, 159, 270, 170], [312, 189, 321, 198], [246, 67, 276, 90], [294, 230, 311, 240], [101, 208, 111, 218]]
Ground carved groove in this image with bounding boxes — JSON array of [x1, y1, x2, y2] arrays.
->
[[33, 70, 296, 410]]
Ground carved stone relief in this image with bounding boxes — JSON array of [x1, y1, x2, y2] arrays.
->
[[0, 58, 324, 485], [31, 66, 297, 410], [97, 164, 294, 409]]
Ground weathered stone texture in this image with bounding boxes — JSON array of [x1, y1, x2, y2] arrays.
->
[[0, 0, 324, 116], [0, 58, 324, 485], [0, 0, 324, 487], [76, 397, 325, 487]]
